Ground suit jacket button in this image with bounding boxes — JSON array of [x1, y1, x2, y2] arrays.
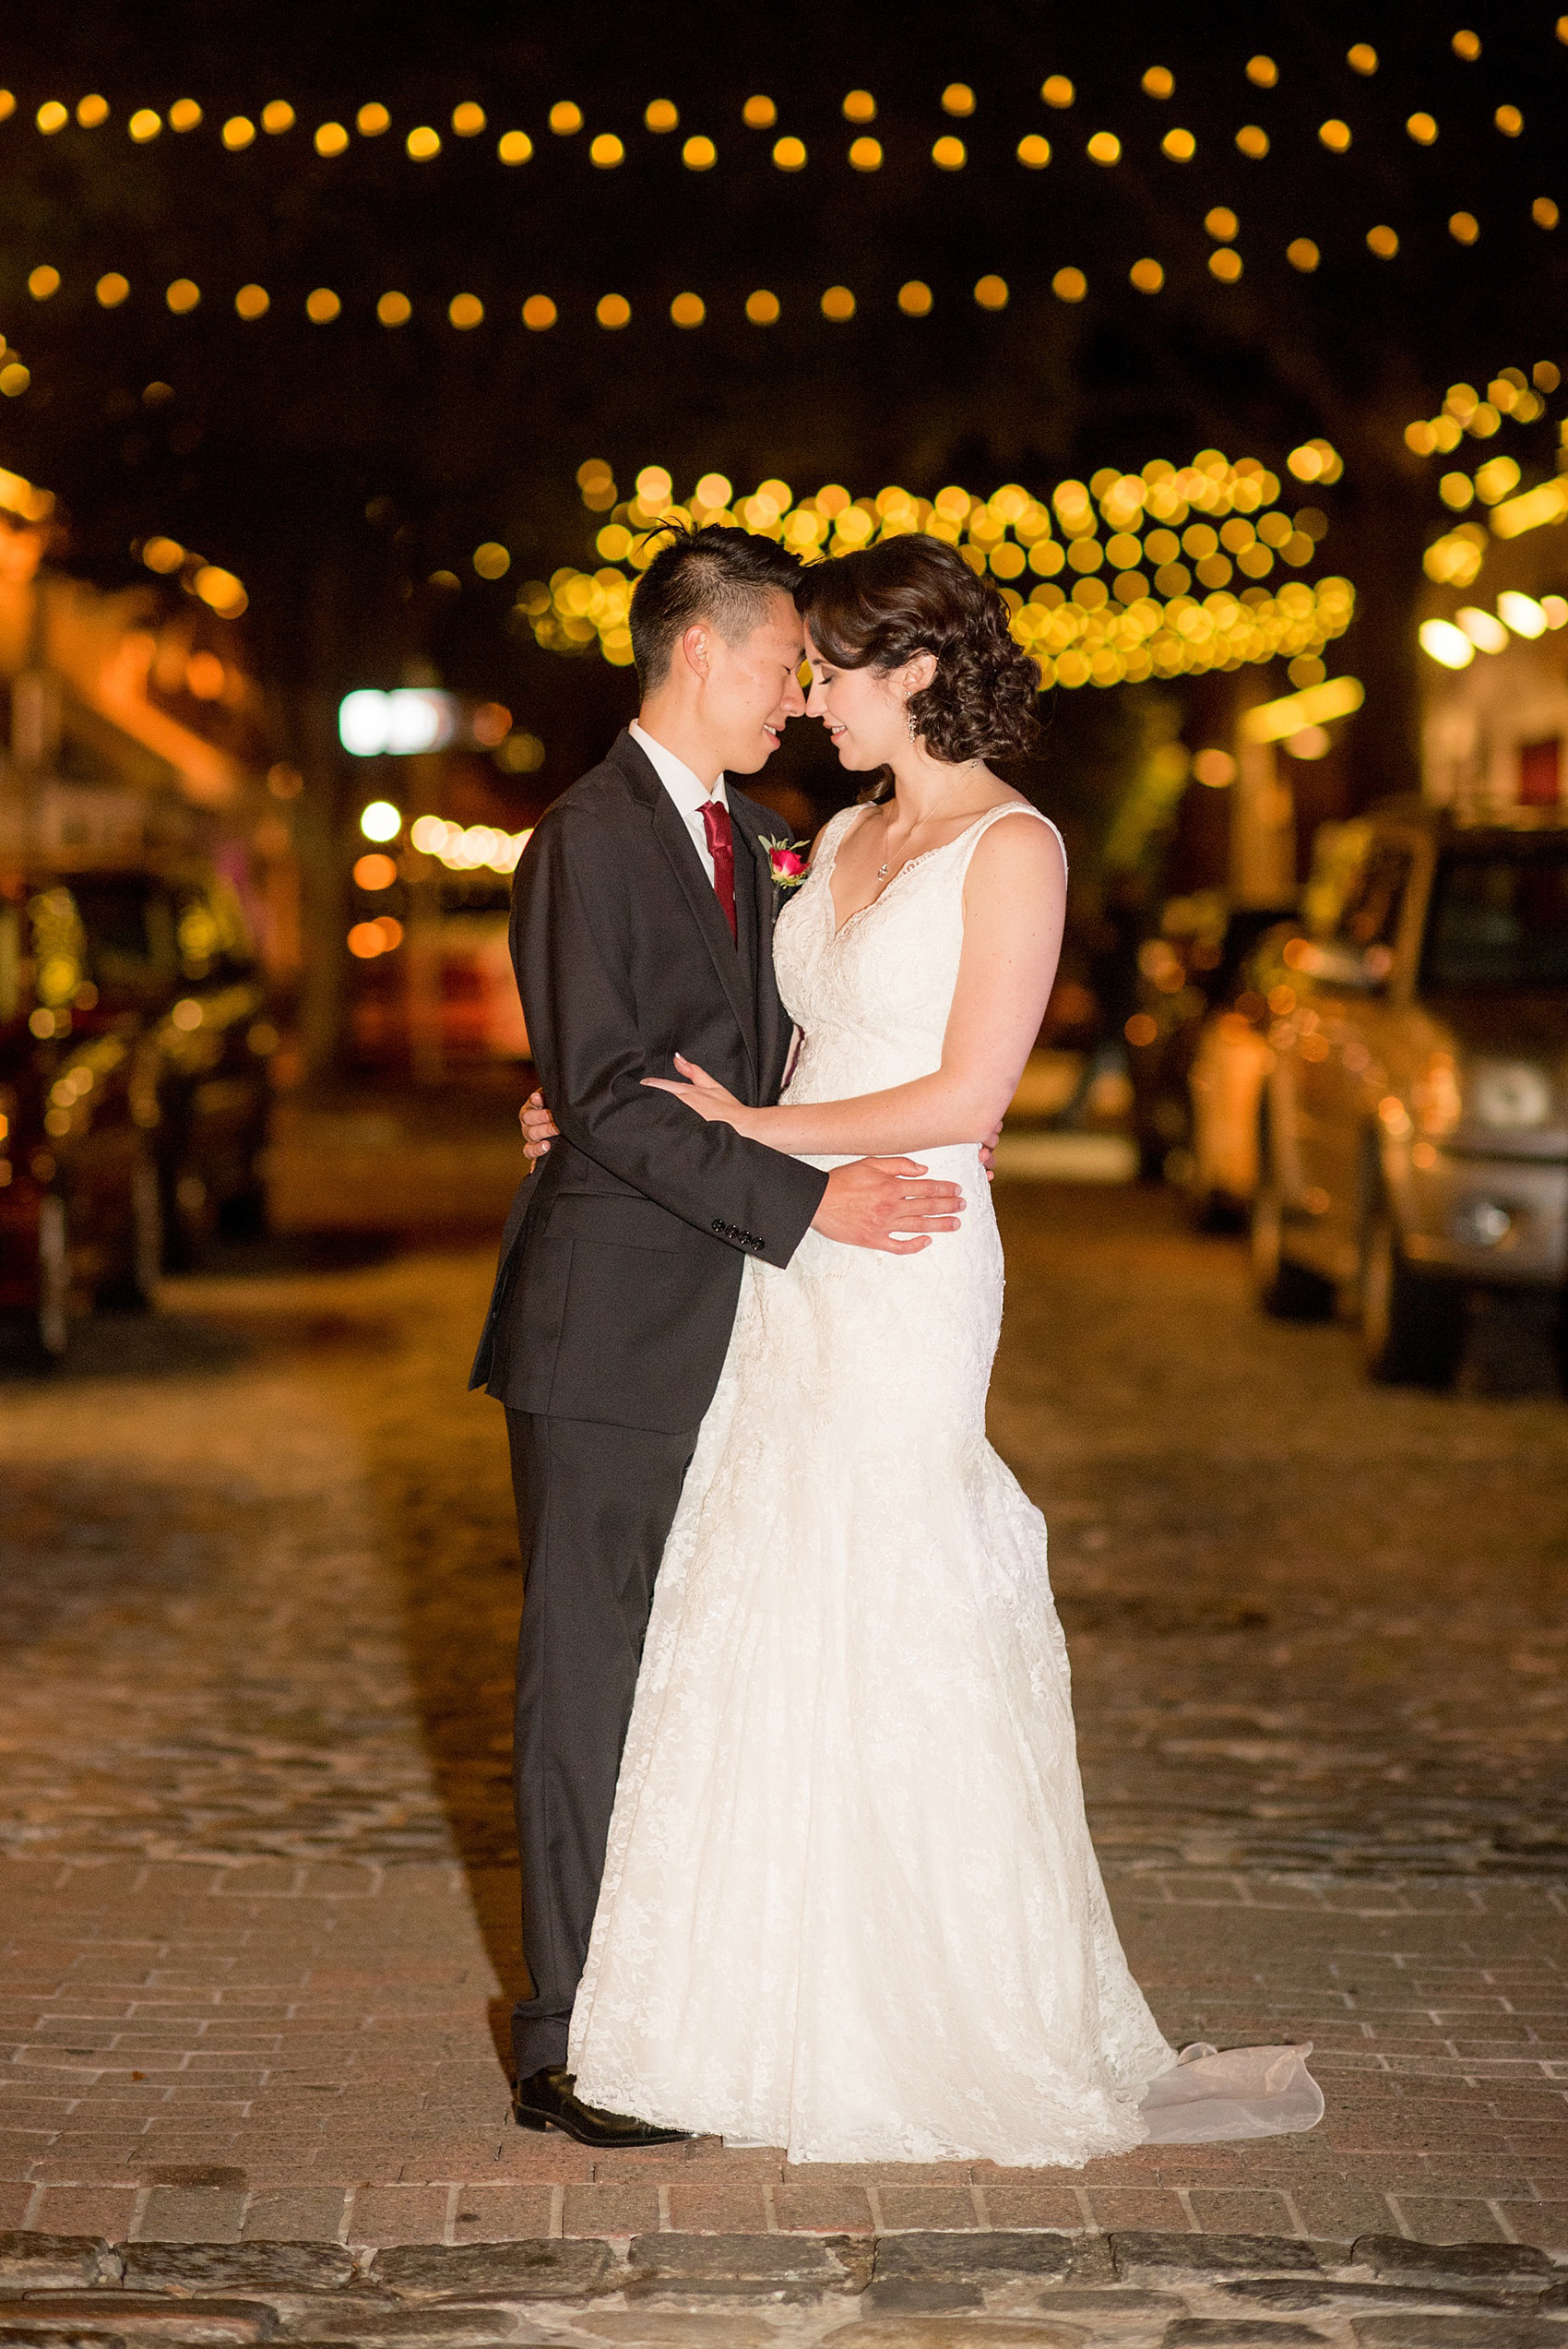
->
[[711, 1219, 724, 1234]]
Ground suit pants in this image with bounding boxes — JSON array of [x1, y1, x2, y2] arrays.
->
[[505, 1409, 699, 2081]]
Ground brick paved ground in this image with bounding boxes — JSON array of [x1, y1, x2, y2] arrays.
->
[[2, 1169, 1566, 2297]]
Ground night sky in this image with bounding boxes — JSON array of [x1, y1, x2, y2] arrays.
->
[[1, 1, 1562, 810]]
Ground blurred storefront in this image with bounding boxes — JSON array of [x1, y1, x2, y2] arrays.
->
[[338, 705, 544, 1079], [1417, 493, 1568, 818], [0, 471, 299, 1007]]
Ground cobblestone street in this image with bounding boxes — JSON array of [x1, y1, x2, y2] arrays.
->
[[3, 1163, 1567, 2341]]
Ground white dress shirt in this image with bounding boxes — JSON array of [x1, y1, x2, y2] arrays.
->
[[630, 720, 729, 887]]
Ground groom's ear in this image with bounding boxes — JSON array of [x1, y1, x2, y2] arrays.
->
[[680, 623, 714, 680]]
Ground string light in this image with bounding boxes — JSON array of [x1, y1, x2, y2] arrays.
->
[[517, 449, 1353, 693], [0, 52, 1548, 406], [410, 815, 532, 871], [1404, 359, 1568, 582]]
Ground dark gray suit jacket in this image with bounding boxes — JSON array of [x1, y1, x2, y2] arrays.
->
[[469, 729, 828, 1433]]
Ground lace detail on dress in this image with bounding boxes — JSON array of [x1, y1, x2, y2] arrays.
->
[[568, 796, 1315, 2165]]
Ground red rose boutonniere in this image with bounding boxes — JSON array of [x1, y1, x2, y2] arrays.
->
[[760, 835, 809, 891]]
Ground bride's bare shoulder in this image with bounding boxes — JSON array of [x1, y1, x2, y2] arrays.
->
[[964, 804, 1067, 902]]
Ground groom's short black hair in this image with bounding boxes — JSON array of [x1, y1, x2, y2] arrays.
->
[[630, 525, 802, 692]]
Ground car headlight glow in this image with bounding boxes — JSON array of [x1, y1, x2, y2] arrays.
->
[[1468, 1058, 1554, 1130]]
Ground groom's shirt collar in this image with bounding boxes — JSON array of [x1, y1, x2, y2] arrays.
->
[[630, 721, 729, 886]]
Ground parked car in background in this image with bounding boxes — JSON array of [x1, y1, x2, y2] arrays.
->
[[0, 878, 160, 1358], [0, 862, 275, 1357], [1128, 892, 1296, 1218], [1251, 800, 1568, 1383], [67, 865, 275, 1267]]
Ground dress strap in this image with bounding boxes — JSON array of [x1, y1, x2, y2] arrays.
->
[[810, 804, 871, 876], [956, 803, 1068, 883]]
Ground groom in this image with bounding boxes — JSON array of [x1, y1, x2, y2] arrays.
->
[[470, 527, 966, 2146]]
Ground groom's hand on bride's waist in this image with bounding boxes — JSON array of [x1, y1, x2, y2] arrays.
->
[[520, 1091, 557, 1162], [812, 1158, 965, 1255]]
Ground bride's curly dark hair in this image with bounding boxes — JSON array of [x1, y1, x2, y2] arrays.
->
[[796, 535, 1042, 783]]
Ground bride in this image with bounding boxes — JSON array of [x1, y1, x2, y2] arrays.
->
[[564, 535, 1319, 2165]]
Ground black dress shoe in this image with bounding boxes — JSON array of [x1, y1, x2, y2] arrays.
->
[[512, 2064, 692, 2147]]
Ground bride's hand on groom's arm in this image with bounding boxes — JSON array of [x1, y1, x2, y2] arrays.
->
[[521, 1055, 758, 1155], [641, 1055, 756, 1136]]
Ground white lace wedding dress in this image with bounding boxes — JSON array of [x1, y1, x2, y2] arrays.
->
[[568, 803, 1321, 2164]]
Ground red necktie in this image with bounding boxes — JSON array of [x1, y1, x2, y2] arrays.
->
[[701, 798, 737, 943]]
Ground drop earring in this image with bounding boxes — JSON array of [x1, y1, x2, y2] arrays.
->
[[907, 704, 917, 739]]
